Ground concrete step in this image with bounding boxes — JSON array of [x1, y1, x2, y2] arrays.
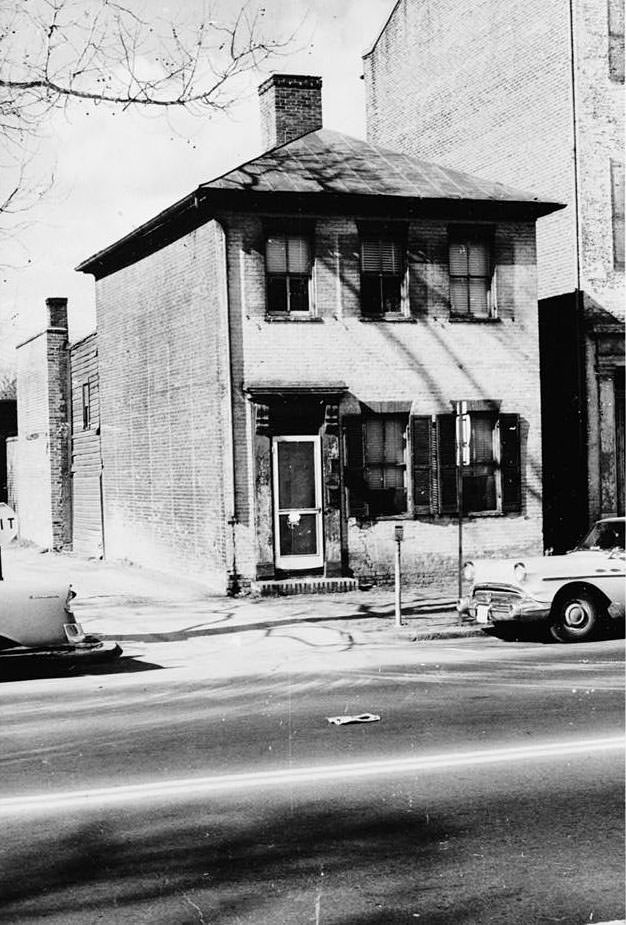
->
[[252, 576, 359, 597]]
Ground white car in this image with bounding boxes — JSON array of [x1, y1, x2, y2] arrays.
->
[[459, 517, 625, 642], [0, 580, 121, 663]]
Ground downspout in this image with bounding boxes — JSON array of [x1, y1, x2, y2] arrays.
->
[[567, 0, 582, 293], [568, 0, 590, 526], [214, 215, 239, 595]]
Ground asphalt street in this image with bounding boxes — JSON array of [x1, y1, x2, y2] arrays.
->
[[0, 633, 624, 924]]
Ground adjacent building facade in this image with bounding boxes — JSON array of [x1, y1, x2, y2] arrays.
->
[[364, 0, 625, 550]]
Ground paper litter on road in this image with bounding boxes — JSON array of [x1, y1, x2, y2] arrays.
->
[[327, 713, 381, 725]]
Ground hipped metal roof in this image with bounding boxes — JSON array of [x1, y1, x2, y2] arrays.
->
[[77, 128, 564, 279]]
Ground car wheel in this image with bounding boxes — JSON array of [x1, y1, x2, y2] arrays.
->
[[549, 591, 600, 643]]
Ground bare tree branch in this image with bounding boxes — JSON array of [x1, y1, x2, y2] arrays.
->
[[0, 0, 297, 224]]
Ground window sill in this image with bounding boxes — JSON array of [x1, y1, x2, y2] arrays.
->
[[359, 315, 416, 323], [264, 314, 323, 323], [448, 315, 501, 324]]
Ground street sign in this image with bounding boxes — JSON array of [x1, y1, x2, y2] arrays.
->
[[0, 504, 18, 546]]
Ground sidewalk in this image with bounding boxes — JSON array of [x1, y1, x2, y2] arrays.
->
[[2, 544, 483, 645]]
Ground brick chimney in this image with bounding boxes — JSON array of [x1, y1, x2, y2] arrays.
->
[[46, 296, 68, 330], [258, 74, 323, 151]]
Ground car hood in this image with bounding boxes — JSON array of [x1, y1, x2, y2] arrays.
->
[[471, 550, 624, 587]]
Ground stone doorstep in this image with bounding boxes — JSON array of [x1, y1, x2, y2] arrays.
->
[[251, 576, 359, 596]]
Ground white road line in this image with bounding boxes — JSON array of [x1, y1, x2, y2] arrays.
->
[[0, 736, 623, 817]]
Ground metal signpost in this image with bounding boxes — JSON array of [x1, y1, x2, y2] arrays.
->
[[394, 524, 404, 627], [455, 402, 471, 619], [0, 503, 18, 581]]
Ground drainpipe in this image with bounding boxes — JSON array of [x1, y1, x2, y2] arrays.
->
[[214, 216, 240, 595], [567, 0, 590, 527]]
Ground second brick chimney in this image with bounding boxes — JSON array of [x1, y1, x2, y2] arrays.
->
[[258, 74, 323, 151]]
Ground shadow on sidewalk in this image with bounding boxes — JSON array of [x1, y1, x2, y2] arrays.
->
[[94, 604, 439, 645]]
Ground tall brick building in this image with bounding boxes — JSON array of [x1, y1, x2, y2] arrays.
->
[[364, 0, 625, 551], [47, 74, 560, 592]]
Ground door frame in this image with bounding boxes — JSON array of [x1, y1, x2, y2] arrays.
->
[[272, 435, 324, 571]]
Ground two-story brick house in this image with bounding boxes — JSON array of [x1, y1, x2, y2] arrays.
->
[[73, 74, 561, 592], [364, 0, 625, 551]]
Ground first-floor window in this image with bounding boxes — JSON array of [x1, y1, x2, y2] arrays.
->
[[344, 411, 521, 519], [345, 414, 407, 516]]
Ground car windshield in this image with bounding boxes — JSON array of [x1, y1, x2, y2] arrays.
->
[[577, 520, 625, 551]]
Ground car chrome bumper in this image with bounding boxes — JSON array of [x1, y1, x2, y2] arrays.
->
[[458, 588, 550, 625], [0, 638, 122, 663]]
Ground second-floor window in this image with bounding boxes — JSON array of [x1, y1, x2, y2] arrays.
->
[[82, 382, 91, 430], [449, 230, 494, 319], [360, 237, 405, 316], [265, 234, 312, 314]]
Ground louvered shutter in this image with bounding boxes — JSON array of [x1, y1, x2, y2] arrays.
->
[[287, 236, 311, 273], [343, 415, 368, 519], [412, 416, 433, 515], [266, 236, 287, 273], [499, 414, 522, 513], [437, 414, 458, 514], [361, 239, 402, 274]]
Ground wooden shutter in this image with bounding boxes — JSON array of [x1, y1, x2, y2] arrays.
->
[[411, 416, 433, 515], [437, 414, 458, 514], [343, 415, 368, 519], [499, 414, 521, 513]]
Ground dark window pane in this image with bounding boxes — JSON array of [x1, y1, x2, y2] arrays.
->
[[368, 488, 407, 516], [361, 275, 382, 314], [289, 276, 309, 312], [267, 275, 288, 313], [381, 276, 402, 312], [464, 472, 497, 512], [278, 513, 318, 556], [277, 442, 316, 509]]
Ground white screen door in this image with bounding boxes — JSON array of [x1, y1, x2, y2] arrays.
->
[[272, 436, 323, 570]]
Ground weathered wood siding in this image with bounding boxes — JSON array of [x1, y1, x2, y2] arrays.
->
[[70, 333, 103, 557]]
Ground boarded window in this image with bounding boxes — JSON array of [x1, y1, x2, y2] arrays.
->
[[609, 0, 625, 82], [611, 160, 625, 269], [266, 235, 312, 313], [449, 231, 493, 318]]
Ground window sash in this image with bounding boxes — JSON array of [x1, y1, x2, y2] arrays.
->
[[449, 236, 492, 317], [266, 234, 312, 313], [343, 413, 520, 520], [361, 238, 403, 275], [266, 235, 311, 274], [82, 383, 91, 430]]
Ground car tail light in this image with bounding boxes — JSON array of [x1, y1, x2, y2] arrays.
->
[[514, 562, 527, 582], [64, 623, 86, 644], [463, 561, 475, 581]]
